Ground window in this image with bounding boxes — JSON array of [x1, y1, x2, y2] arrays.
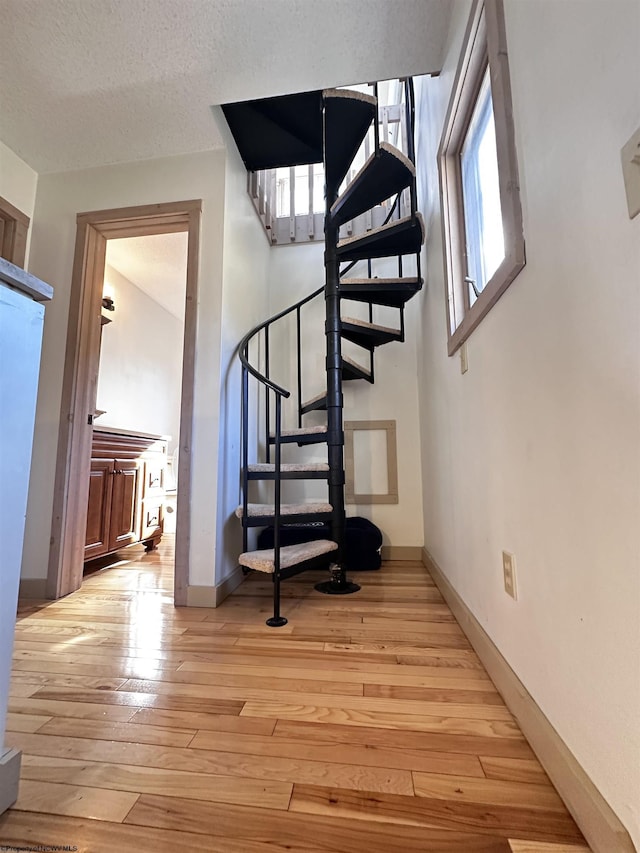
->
[[438, 0, 524, 354]]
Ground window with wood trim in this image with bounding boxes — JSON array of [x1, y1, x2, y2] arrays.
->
[[0, 195, 30, 268], [438, 0, 524, 354]]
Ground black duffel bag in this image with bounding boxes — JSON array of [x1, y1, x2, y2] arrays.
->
[[257, 516, 383, 571]]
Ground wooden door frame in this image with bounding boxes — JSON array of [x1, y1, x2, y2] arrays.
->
[[46, 200, 201, 605], [0, 194, 30, 268]]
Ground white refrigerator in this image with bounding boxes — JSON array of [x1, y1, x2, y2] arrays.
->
[[0, 258, 52, 813]]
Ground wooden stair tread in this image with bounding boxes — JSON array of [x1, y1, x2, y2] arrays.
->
[[340, 277, 423, 308], [239, 540, 338, 574], [342, 277, 421, 285], [341, 317, 400, 335], [337, 214, 425, 262], [247, 460, 330, 481], [301, 351, 375, 408], [300, 391, 328, 414], [269, 425, 329, 445], [331, 143, 414, 227], [342, 354, 372, 382], [247, 463, 329, 473], [323, 88, 377, 105], [300, 391, 327, 407], [235, 502, 333, 519], [277, 426, 327, 438], [340, 317, 402, 349], [323, 89, 377, 189]]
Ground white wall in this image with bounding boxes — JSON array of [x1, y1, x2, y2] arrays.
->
[[20, 150, 226, 589], [211, 107, 272, 583], [416, 0, 640, 846], [265, 242, 425, 549], [0, 140, 38, 263], [96, 265, 184, 454]]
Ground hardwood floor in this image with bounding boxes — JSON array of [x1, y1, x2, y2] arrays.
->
[[1, 538, 589, 852]]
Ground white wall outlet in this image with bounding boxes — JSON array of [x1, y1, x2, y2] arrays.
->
[[460, 342, 468, 374], [502, 551, 517, 599]]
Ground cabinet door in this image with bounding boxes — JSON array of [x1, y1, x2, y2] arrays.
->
[[84, 459, 114, 560], [108, 460, 141, 551]]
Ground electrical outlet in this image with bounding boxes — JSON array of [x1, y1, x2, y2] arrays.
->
[[460, 342, 468, 374], [502, 551, 517, 599]]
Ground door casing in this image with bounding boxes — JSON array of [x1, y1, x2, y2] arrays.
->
[[46, 200, 201, 605]]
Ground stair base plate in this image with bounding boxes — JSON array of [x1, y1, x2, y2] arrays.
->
[[314, 579, 361, 595], [266, 616, 289, 628]]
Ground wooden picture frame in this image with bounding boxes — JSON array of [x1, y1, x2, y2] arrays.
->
[[345, 419, 398, 505]]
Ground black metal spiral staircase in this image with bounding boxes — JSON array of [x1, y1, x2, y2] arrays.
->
[[226, 81, 424, 626]]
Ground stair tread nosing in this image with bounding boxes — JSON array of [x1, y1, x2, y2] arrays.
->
[[342, 354, 372, 380], [323, 88, 377, 188], [341, 276, 421, 285], [247, 463, 329, 473], [341, 316, 400, 335], [301, 391, 328, 408], [340, 277, 423, 308], [239, 539, 338, 574], [337, 213, 425, 261], [322, 88, 377, 106], [235, 502, 333, 519], [338, 213, 425, 249], [273, 425, 328, 438], [301, 354, 372, 412], [330, 142, 415, 226]]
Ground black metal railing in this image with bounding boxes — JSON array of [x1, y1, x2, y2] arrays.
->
[[239, 284, 324, 449], [337, 77, 419, 365], [238, 283, 325, 529]]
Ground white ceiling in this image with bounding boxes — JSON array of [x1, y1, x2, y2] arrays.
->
[[0, 0, 452, 174], [105, 232, 188, 321]]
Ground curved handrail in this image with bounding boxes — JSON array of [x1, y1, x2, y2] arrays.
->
[[238, 283, 325, 397]]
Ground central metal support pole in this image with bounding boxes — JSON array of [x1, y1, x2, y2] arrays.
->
[[315, 128, 360, 597]]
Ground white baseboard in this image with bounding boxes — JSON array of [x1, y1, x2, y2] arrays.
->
[[215, 565, 246, 606], [0, 748, 21, 816], [381, 545, 424, 561], [185, 585, 216, 607], [185, 566, 246, 608], [18, 578, 47, 599], [422, 547, 635, 853]]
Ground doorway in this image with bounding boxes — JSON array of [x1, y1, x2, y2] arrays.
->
[[46, 200, 201, 605]]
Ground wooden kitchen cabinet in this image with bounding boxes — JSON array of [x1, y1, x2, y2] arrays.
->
[[84, 428, 168, 563]]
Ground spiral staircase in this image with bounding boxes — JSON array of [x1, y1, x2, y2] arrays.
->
[[223, 82, 424, 626]]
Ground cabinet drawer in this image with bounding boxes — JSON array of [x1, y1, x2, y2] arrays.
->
[[143, 460, 165, 497], [140, 499, 164, 541]]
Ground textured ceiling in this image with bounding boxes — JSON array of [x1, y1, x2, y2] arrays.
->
[[105, 232, 188, 321], [0, 0, 451, 174]]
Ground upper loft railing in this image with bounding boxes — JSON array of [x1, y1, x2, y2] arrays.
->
[[247, 79, 414, 245]]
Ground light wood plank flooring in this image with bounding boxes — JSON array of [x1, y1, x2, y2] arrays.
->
[[1, 538, 589, 852]]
